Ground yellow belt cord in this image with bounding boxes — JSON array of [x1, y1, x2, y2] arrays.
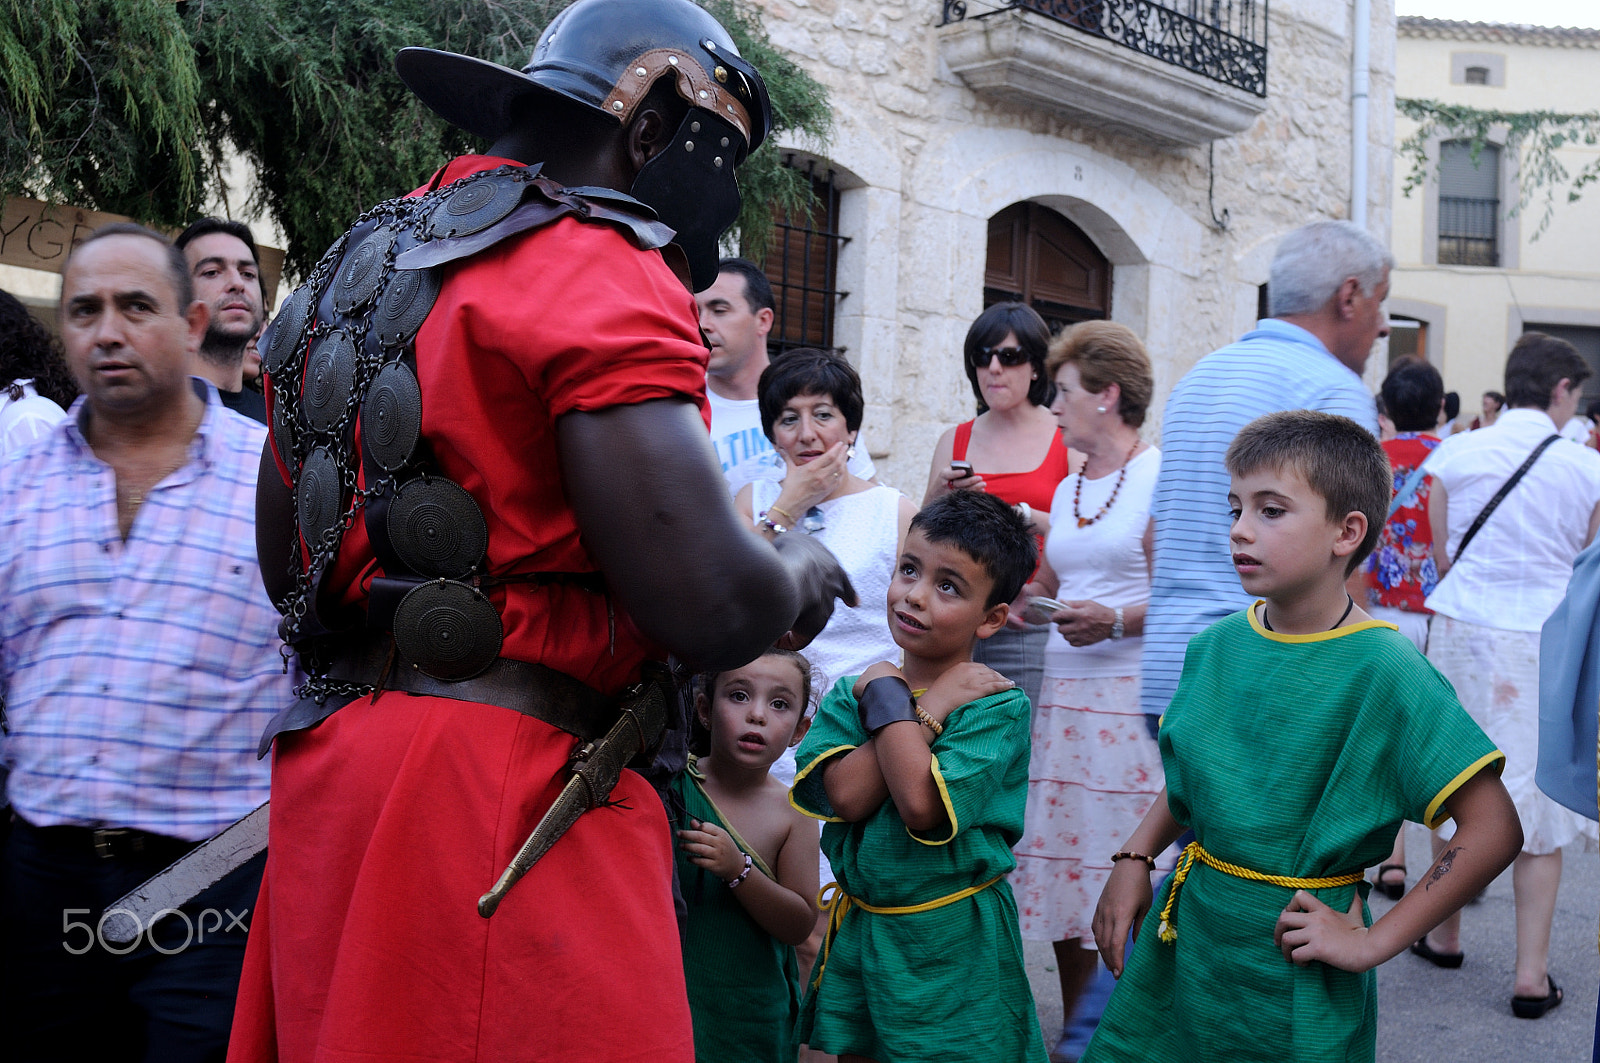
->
[[1157, 841, 1365, 944], [811, 875, 1003, 988]]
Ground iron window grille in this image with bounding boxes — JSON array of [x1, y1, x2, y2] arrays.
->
[[755, 156, 851, 358], [1437, 141, 1500, 267], [941, 0, 1268, 98]]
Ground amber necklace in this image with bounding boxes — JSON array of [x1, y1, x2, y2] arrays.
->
[[1073, 437, 1142, 529]]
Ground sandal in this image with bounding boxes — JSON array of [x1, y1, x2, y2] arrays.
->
[[1409, 936, 1464, 969], [1511, 975, 1563, 1019], [1372, 863, 1406, 901]]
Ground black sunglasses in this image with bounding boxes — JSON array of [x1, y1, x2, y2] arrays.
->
[[968, 345, 1031, 369]]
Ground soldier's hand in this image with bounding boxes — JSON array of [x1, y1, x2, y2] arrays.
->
[[771, 533, 858, 650]]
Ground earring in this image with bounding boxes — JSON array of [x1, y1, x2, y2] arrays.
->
[[1096, 406, 1107, 413], [847, 445, 857, 460]]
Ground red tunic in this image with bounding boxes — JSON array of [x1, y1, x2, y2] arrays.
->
[[228, 156, 706, 1063]]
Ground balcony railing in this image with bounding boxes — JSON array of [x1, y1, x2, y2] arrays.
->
[[1438, 195, 1499, 267], [941, 0, 1268, 98]]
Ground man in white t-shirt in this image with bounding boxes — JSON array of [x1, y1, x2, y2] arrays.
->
[[1418, 331, 1600, 1014], [696, 258, 874, 494]]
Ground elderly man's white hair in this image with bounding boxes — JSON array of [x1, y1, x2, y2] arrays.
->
[[1267, 221, 1394, 318]]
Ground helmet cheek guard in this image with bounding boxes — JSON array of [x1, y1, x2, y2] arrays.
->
[[630, 108, 744, 292]]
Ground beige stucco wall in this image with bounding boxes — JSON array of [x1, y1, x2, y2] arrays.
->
[[1393, 25, 1600, 407], [756, 0, 1395, 492]]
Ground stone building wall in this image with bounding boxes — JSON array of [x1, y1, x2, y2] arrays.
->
[[754, 0, 1396, 493]]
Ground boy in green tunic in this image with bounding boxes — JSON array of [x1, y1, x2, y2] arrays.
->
[[674, 647, 823, 1063], [1087, 411, 1522, 1063], [790, 491, 1048, 1063]]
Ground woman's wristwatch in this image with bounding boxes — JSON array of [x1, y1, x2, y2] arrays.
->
[[1110, 607, 1125, 640]]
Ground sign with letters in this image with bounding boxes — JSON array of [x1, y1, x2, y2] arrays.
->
[[0, 196, 286, 307]]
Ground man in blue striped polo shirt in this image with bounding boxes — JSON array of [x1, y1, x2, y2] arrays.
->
[[0, 223, 291, 1061], [1141, 221, 1388, 718]]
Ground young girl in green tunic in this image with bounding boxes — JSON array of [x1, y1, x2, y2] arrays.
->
[[674, 648, 822, 1063], [790, 491, 1049, 1063], [1086, 411, 1522, 1063]]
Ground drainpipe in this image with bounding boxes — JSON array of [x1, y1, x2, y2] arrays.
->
[[1351, 0, 1371, 229]]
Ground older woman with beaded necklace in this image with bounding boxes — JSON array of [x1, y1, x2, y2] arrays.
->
[[1008, 321, 1173, 1059]]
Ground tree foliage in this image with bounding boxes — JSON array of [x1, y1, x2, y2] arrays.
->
[[1397, 97, 1600, 238], [0, 0, 830, 276]]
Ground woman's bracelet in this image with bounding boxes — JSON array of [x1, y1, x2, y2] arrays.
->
[[914, 704, 944, 736], [767, 503, 798, 527], [725, 851, 754, 889], [1110, 850, 1157, 870], [757, 513, 788, 535], [1110, 606, 1125, 641]]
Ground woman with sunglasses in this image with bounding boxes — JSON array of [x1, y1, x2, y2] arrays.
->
[[923, 302, 1077, 714]]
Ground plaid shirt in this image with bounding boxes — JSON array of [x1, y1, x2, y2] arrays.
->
[[0, 380, 289, 841]]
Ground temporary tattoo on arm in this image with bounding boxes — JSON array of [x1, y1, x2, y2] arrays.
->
[[1424, 847, 1461, 891]]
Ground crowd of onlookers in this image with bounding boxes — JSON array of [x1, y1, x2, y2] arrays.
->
[[1, 211, 1597, 1063]]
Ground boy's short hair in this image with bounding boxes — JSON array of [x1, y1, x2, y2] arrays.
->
[[1505, 332, 1591, 410], [1381, 359, 1445, 432], [1225, 411, 1390, 576], [910, 492, 1037, 608]]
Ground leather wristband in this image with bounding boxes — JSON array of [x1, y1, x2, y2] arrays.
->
[[858, 675, 919, 734]]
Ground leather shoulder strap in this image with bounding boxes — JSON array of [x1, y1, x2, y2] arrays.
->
[[1451, 433, 1562, 565]]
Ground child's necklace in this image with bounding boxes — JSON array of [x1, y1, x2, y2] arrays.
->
[[1262, 594, 1354, 633], [1073, 437, 1141, 529]]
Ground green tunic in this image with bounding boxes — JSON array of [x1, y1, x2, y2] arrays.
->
[[1083, 608, 1504, 1063], [790, 676, 1047, 1063], [673, 761, 800, 1063]]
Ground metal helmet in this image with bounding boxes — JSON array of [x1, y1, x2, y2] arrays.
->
[[396, 0, 773, 289]]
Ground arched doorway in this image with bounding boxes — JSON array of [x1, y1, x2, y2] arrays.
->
[[984, 202, 1111, 334]]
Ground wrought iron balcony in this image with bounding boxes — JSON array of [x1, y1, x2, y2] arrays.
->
[[942, 0, 1267, 97], [937, 0, 1269, 145]]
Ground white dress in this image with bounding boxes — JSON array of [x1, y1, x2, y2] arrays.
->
[[0, 381, 67, 458], [1011, 447, 1177, 943]]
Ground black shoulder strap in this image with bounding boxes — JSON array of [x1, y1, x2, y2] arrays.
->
[[1451, 433, 1563, 565]]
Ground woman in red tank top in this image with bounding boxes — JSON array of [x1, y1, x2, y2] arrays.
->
[[923, 303, 1078, 714]]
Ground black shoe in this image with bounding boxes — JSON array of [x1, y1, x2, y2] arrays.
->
[[1512, 976, 1563, 1019], [1373, 863, 1405, 901], [1410, 937, 1464, 969]]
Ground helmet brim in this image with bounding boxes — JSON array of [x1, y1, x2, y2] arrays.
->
[[396, 47, 605, 143]]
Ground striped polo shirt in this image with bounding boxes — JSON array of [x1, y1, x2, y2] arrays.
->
[[1141, 319, 1378, 715], [0, 380, 290, 841]]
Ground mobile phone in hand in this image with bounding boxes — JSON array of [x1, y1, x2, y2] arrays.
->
[[949, 461, 974, 478]]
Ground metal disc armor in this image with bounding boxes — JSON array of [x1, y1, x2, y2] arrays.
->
[[262, 164, 675, 707]]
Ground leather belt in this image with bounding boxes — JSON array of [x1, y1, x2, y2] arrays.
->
[[258, 633, 617, 757], [17, 818, 199, 862]]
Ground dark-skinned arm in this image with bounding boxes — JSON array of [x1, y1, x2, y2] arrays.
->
[[558, 398, 854, 670]]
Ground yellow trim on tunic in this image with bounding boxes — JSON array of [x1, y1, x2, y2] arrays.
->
[[810, 875, 1003, 988], [788, 745, 858, 823], [907, 752, 958, 846], [1157, 841, 1365, 944], [1421, 749, 1507, 829], [686, 756, 777, 880], [1246, 600, 1397, 643]]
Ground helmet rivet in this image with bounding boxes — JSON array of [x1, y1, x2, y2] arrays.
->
[[698, 90, 708, 99], [706, 41, 717, 51], [714, 157, 724, 168], [691, 121, 701, 133], [685, 141, 695, 152], [668, 55, 679, 66], [611, 100, 624, 111], [726, 104, 736, 114], [635, 66, 647, 77], [715, 66, 728, 82], [721, 137, 730, 147]]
